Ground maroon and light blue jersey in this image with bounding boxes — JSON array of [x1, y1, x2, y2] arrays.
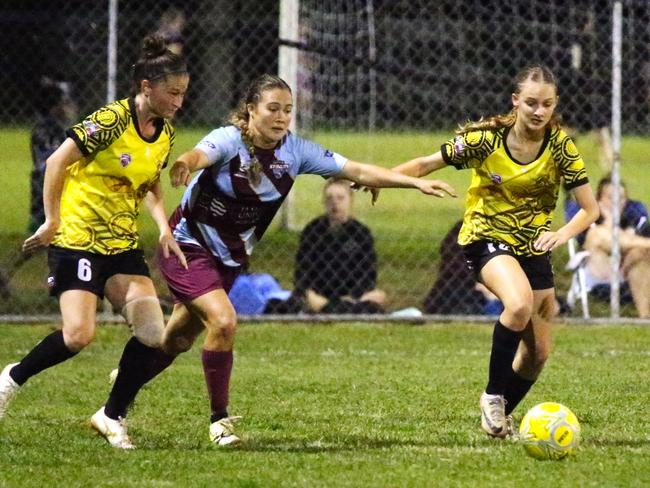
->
[[171, 126, 347, 266]]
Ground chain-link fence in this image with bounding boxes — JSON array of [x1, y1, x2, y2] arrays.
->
[[1, 0, 649, 320]]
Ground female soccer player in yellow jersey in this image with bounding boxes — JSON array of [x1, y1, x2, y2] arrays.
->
[[0, 35, 188, 449], [379, 65, 600, 438]]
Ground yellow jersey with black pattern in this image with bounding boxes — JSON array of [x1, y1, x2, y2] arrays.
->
[[440, 125, 588, 256], [52, 98, 175, 255]]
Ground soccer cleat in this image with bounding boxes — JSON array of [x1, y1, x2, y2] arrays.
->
[[0, 363, 20, 419], [504, 415, 517, 440], [91, 407, 134, 449], [209, 416, 242, 446], [480, 392, 508, 438]]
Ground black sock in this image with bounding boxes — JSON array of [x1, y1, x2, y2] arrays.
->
[[485, 320, 521, 396], [210, 411, 229, 423], [504, 373, 535, 415], [104, 338, 176, 419], [9, 330, 78, 386]]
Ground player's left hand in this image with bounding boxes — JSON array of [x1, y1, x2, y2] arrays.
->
[[534, 230, 569, 252], [160, 231, 188, 269]]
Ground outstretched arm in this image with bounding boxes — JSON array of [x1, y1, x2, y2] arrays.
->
[[390, 150, 448, 177], [339, 159, 456, 198], [352, 151, 450, 204]]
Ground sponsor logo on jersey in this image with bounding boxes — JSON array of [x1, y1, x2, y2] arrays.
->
[[83, 120, 98, 136], [490, 173, 502, 184], [120, 153, 132, 167], [270, 159, 289, 178], [453, 135, 465, 155]]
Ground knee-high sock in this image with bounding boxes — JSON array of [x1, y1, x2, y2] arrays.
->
[[104, 337, 176, 419], [504, 372, 535, 415], [202, 350, 233, 423], [9, 330, 78, 386], [485, 320, 521, 396]]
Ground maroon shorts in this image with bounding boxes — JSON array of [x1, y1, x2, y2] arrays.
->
[[157, 242, 241, 303]]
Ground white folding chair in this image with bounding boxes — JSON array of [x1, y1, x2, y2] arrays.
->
[[565, 237, 590, 319]]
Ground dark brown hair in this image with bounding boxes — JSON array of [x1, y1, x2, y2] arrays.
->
[[131, 34, 187, 94], [457, 65, 561, 134], [596, 173, 627, 200], [229, 74, 292, 186]]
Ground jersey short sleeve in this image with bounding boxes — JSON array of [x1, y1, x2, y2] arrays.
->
[[440, 130, 496, 170], [552, 129, 588, 189], [195, 126, 241, 167], [66, 100, 128, 156], [297, 138, 347, 177]]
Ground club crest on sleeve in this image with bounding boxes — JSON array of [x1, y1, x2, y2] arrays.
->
[[490, 173, 503, 184], [324, 149, 333, 158], [453, 135, 465, 155], [120, 153, 132, 167], [83, 120, 98, 136]]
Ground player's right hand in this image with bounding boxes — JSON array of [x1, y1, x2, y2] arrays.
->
[[351, 183, 381, 206], [170, 160, 191, 188], [22, 220, 59, 253], [416, 179, 457, 198]]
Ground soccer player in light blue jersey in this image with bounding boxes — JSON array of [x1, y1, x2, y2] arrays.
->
[[96, 73, 457, 447]]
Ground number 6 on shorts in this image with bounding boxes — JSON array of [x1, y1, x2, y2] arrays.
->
[[77, 258, 93, 282]]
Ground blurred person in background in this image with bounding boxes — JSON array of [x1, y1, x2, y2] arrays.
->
[[423, 220, 502, 316], [369, 65, 599, 438], [155, 7, 186, 55], [581, 175, 650, 318], [0, 79, 77, 298], [292, 177, 386, 315], [100, 73, 456, 447], [0, 35, 188, 450]]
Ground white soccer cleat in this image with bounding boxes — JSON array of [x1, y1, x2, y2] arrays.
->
[[480, 392, 508, 438], [91, 407, 134, 449], [0, 363, 20, 419], [209, 416, 242, 446]]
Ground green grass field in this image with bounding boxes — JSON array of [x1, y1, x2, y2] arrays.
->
[[0, 322, 649, 487], [0, 127, 648, 314]]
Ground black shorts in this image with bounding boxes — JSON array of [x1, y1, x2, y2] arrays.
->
[[47, 246, 150, 298], [461, 240, 554, 290]]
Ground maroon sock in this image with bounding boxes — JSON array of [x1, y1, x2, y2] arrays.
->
[[202, 349, 233, 422]]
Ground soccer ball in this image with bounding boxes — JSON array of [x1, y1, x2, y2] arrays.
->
[[518, 402, 580, 460]]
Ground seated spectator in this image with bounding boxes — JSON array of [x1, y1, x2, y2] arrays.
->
[[581, 176, 650, 318], [423, 220, 502, 315], [565, 174, 650, 243], [293, 178, 386, 314]]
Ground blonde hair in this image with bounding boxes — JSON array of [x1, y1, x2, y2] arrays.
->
[[229, 74, 292, 186], [457, 65, 561, 135]]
